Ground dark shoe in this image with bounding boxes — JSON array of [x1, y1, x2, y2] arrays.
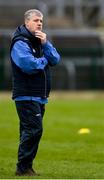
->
[[31, 168, 40, 176], [15, 168, 38, 176]]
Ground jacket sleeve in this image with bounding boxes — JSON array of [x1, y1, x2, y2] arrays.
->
[[11, 40, 48, 74], [42, 41, 60, 66]]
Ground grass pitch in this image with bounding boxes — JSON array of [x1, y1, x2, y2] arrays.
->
[[0, 91, 104, 179]]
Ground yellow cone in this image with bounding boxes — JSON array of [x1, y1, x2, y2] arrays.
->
[[78, 128, 90, 134]]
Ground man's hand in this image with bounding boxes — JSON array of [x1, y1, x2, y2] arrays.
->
[[35, 31, 47, 44]]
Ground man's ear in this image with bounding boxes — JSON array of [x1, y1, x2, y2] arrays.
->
[[25, 19, 29, 26]]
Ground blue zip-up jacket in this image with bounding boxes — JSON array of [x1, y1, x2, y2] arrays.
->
[[10, 25, 60, 100]]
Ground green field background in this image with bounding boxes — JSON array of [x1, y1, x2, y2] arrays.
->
[[0, 91, 104, 179]]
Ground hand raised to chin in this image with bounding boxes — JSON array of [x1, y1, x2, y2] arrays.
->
[[35, 31, 47, 44]]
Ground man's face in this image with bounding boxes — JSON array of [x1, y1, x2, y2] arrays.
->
[[25, 14, 43, 35]]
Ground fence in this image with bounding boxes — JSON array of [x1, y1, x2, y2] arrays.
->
[[51, 57, 104, 90]]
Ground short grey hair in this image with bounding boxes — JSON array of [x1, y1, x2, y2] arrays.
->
[[24, 9, 43, 21]]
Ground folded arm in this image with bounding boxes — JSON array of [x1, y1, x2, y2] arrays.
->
[[11, 40, 48, 74], [42, 41, 60, 66]]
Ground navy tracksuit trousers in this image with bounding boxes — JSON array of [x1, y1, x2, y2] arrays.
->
[[15, 100, 45, 172]]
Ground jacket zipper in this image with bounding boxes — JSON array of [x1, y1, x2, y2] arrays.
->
[[43, 70, 47, 98]]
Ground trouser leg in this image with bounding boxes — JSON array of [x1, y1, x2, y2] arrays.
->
[[15, 100, 45, 172]]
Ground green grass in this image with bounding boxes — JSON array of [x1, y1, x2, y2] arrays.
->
[[1, 92, 104, 179]]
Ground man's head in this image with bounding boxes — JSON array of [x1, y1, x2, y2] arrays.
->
[[24, 9, 43, 35]]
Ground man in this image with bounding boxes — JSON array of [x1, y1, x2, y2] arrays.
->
[[10, 9, 60, 176]]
